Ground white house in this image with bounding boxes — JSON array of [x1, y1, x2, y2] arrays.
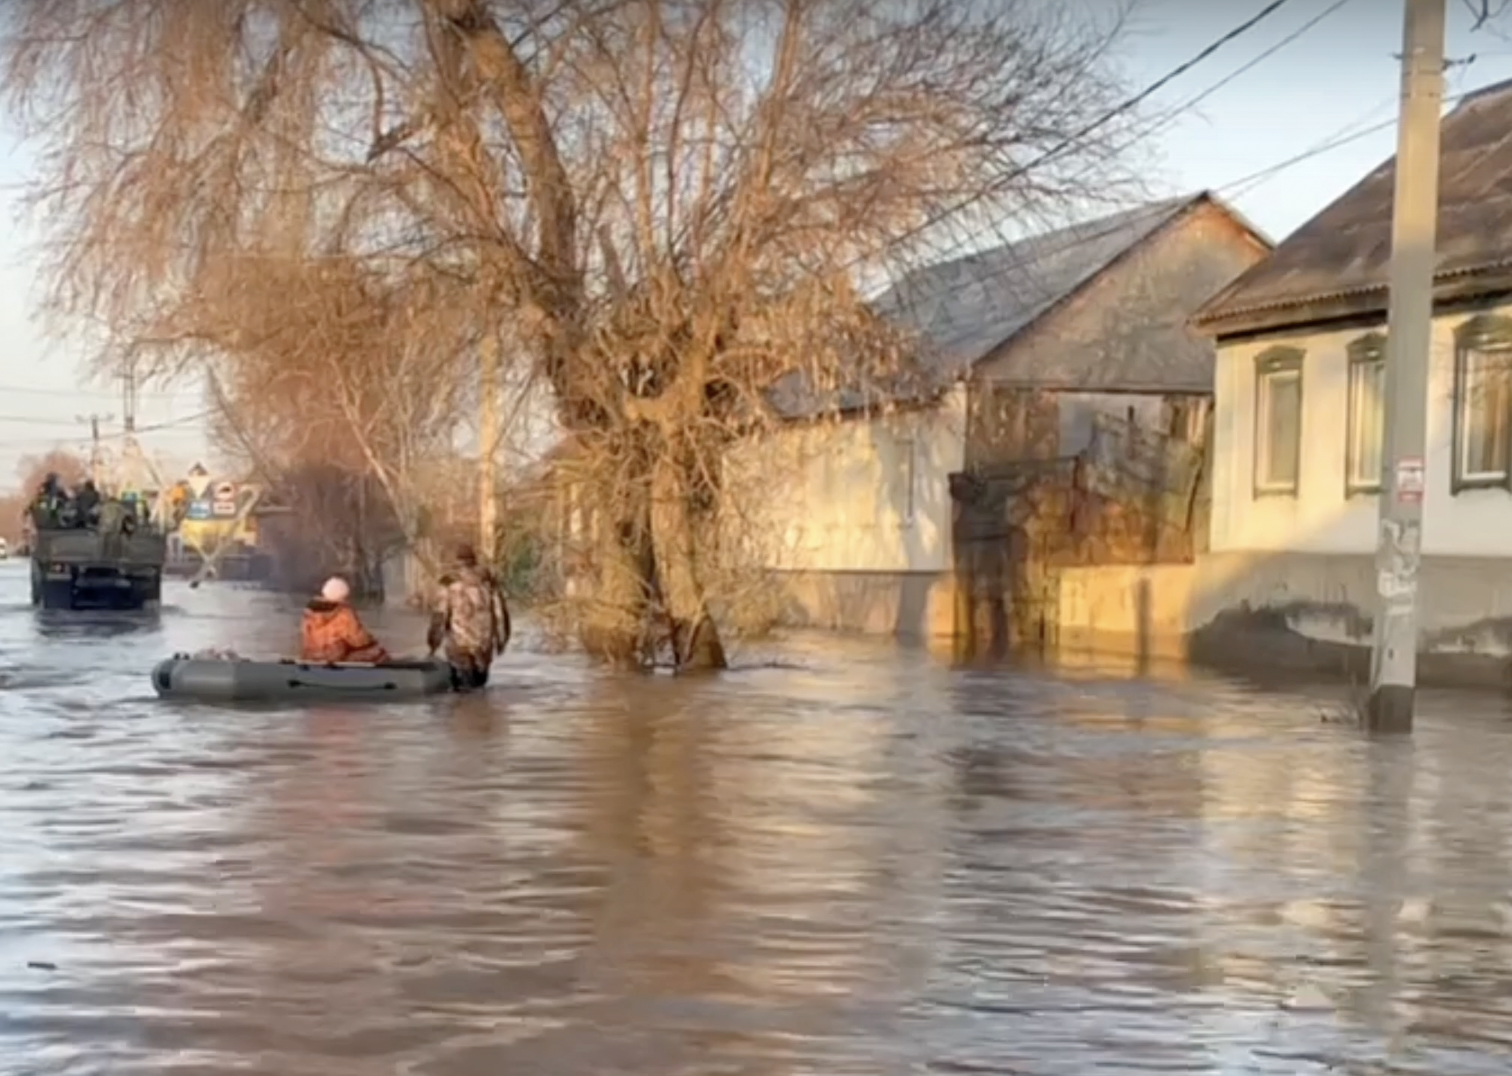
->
[[1190, 78, 1512, 662], [725, 384, 968, 637], [733, 192, 1271, 638]]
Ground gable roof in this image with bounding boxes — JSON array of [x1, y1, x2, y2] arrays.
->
[[1195, 78, 1512, 334], [872, 194, 1219, 383], [769, 191, 1266, 418]]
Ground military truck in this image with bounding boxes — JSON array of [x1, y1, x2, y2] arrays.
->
[[29, 523, 167, 610]]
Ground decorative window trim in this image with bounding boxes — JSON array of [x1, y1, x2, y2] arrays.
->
[[1253, 347, 1304, 499], [1345, 333, 1387, 496], [1451, 314, 1512, 493]]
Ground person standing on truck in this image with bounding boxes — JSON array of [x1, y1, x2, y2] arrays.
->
[[30, 473, 65, 529], [300, 577, 390, 664], [426, 543, 510, 692], [73, 480, 102, 527], [96, 498, 129, 560]]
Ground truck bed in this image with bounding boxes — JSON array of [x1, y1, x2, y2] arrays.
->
[[32, 528, 168, 568]]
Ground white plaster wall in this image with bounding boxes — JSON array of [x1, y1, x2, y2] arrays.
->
[[1211, 303, 1512, 557], [726, 385, 966, 574]]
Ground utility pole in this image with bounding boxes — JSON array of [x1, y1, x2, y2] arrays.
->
[[117, 362, 141, 496], [121, 362, 138, 436], [77, 412, 112, 486], [1367, 0, 1446, 734], [478, 331, 502, 568]]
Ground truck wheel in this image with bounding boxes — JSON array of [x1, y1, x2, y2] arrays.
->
[[135, 579, 162, 610], [39, 580, 74, 610]]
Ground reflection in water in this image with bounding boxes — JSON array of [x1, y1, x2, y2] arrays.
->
[[0, 562, 1511, 1072], [30, 609, 163, 643]]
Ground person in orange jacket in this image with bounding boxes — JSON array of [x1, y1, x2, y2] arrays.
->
[[299, 576, 389, 664]]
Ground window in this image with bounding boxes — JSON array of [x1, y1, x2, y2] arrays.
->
[[898, 436, 917, 525], [1345, 333, 1386, 494], [1454, 315, 1512, 489], [1253, 348, 1304, 496]]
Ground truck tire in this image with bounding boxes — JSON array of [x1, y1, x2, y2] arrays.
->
[[134, 576, 162, 610], [39, 580, 75, 610]]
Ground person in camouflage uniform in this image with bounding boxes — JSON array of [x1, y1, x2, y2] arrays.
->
[[95, 498, 130, 560], [427, 543, 510, 691]]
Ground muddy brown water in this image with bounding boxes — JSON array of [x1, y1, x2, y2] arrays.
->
[[1, 560, 1512, 1073]]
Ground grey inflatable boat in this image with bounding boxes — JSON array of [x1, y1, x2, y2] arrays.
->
[[151, 654, 454, 703]]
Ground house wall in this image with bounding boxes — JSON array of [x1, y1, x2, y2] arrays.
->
[[966, 384, 1204, 469], [1210, 303, 1512, 556], [724, 385, 966, 636], [1056, 392, 1167, 455], [1049, 551, 1512, 687], [1042, 299, 1512, 684]]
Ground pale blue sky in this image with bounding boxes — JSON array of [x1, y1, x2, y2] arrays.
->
[[0, 0, 1507, 487]]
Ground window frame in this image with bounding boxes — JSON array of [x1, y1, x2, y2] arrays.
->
[[1451, 314, 1512, 493], [1252, 346, 1305, 499], [897, 435, 917, 526], [1344, 333, 1387, 497]]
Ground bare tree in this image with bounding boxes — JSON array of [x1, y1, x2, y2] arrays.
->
[[0, 448, 90, 546], [1466, 0, 1512, 31], [3, 0, 1145, 669]]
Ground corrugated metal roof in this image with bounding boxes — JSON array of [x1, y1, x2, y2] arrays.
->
[[872, 195, 1202, 380], [1196, 77, 1512, 328], [767, 192, 1272, 418], [770, 195, 1222, 418]]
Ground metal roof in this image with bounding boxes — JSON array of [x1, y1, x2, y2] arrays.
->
[[1195, 78, 1512, 330]]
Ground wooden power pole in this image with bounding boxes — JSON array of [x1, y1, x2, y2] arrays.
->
[[1366, 0, 1446, 734]]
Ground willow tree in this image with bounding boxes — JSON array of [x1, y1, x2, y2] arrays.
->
[[3, 0, 1142, 669]]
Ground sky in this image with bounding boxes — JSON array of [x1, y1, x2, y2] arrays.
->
[[0, 0, 1507, 489]]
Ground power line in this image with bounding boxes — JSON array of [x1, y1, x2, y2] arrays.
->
[[1027, 0, 1302, 173], [0, 410, 209, 430], [1223, 92, 1399, 200], [872, 77, 1508, 339], [0, 382, 200, 398], [1212, 87, 1473, 195], [1136, 0, 1356, 142], [0, 414, 92, 427], [867, 0, 1302, 267]]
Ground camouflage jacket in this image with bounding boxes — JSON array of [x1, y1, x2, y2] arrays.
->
[[427, 566, 509, 660]]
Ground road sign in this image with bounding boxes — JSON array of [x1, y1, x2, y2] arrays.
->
[[187, 464, 211, 499]]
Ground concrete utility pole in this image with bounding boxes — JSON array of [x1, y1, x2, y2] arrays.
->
[[1367, 0, 1446, 734]]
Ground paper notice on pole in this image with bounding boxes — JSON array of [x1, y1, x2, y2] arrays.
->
[[1377, 569, 1417, 603], [1395, 457, 1425, 504]]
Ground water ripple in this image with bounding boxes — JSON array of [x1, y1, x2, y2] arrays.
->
[[0, 561, 1510, 1072]]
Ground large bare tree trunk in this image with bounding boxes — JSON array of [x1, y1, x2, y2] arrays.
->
[[650, 454, 726, 672], [578, 476, 654, 667]]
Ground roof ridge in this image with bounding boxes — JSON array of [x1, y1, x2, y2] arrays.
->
[[887, 194, 1195, 289], [1453, 76, 1512, 112]]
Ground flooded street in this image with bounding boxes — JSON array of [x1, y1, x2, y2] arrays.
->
[[3, 561, 1512, 1073]]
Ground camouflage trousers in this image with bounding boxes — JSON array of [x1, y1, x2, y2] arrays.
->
[[446, 649, 492, 692]]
